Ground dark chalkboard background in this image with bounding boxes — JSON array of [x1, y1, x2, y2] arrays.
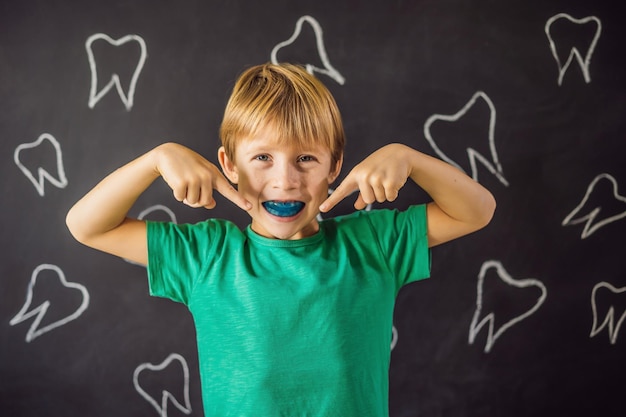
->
[[2, 0, 626, 416]]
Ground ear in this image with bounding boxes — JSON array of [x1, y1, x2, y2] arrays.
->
[[218, 146, 239, 184], [327, 154, 343, 184]]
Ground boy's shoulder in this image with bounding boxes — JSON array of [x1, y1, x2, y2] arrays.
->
[[148, 217, 244, 244], [324, 204, 426, 226], [321, 204, 427, 239]]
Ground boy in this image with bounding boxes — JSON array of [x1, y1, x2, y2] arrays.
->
[[66, 63, 495, 416]]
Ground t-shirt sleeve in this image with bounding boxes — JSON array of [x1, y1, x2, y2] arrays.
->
[[367, 204, 431, 289], [146, 221, 215, 305]]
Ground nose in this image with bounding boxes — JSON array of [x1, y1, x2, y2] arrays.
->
[[272, 161, 300, 190]]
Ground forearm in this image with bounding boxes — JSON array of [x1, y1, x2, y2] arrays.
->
[[66, 146, 160, 244], [319, 143, 495, 246], [405, 145, 496, 228]]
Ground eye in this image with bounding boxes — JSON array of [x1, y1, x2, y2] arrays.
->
[[254, 154, 270, 162], [297, 155, 317, 163]]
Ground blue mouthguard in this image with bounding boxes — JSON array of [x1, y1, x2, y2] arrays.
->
[[262, 201, 305, 217]]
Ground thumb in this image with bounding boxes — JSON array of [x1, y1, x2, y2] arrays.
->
[[353, 193, 368, 210]]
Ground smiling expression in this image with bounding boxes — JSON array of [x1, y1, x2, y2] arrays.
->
[[219, 126, 342, 240]]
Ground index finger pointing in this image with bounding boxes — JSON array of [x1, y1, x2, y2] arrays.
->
[[319, 176, 358, 213], [213, 175, 252, 211]]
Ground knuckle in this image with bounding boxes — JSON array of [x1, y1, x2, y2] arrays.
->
[[381, 178, 393, 187], [370, 172, 383, 182]]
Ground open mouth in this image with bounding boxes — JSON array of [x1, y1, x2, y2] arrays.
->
[[262, 201, 305, 218]]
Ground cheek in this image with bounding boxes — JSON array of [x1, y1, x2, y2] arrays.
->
[[313, 179, 331, 198], [237, 174, 264, 196]]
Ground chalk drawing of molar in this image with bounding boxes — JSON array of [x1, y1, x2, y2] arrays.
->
[[391, 325, 398, 351], [590, 282, 626, 345], [10, 264, 90, 343], [124, 204, 178, 266], [86, 33, 147, 110], [545, 13, 601, 86], [271, 15, 345, 85], [469, 260, 547, 353], [133, 353, 192, 417], [562, 173, 626, 239], [424, 91, 509, 187], [14, 133, 68, 197]]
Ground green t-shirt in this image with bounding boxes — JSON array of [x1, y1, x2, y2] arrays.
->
[[147, 204, 430, 417]]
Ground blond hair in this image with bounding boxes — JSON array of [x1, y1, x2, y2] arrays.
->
[[219, 63, 345, 167]]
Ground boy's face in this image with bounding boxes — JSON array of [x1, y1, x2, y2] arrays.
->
[[218, 125, 342, 240]]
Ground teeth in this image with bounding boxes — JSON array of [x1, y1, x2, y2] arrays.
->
[[270, 15, 345, 85], [9, 264, 90, 343], [14, 133, 68, 196], [562, 173, 626, 239], [85, 33, 147, 110], [545, 13, 602, 85], [133, 353, 192, 416], [590, 282, 626, 344], [263, 201, 305, 217], [468, 260, 547, 353], [391, 326, 398, 351], [423, 91, 509, 188], [124, 204, 179, 267]]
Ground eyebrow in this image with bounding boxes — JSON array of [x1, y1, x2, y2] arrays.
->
[[242, 142, 326, 155]]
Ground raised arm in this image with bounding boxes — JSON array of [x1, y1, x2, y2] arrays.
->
[[66, 142, 250, 265], [319, 143, 496, 247]]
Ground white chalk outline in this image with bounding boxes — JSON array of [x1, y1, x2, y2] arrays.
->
[[133, 353, 192, 417], [86, 33, 147, 110], [562, 173, 626, 239], [124, 205, 178, 266], [469, 260, 547, 353], [590, 282, 626, 345], [424, 91, 509, 187], [9, 264, 90, 343], [138, 204, 177, 223], [14, 133, 68, 197], [545, 13, 601, 86], [271, 15, 345, 85], [391, 325, 398, 351]]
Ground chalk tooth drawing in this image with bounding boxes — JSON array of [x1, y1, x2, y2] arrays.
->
[[271, 15, 345, 85], [424, 91, 509, 187], [133, 353, 192, 417], [85, 33, 147, 110], [14, 133, 68, 196], [469, 260, 547, 353], [137, 204, 177, 223], [124, 204, 178, 266], [590, 282, 626, 344], [545, 13, 601, 86], [9, 264, 90, 343], [391, 325, 398, 351], [562, 173, 626, 239]]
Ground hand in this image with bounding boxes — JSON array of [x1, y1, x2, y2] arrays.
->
[[319, 144, 411, 212], [154, 143, 251, 211]]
